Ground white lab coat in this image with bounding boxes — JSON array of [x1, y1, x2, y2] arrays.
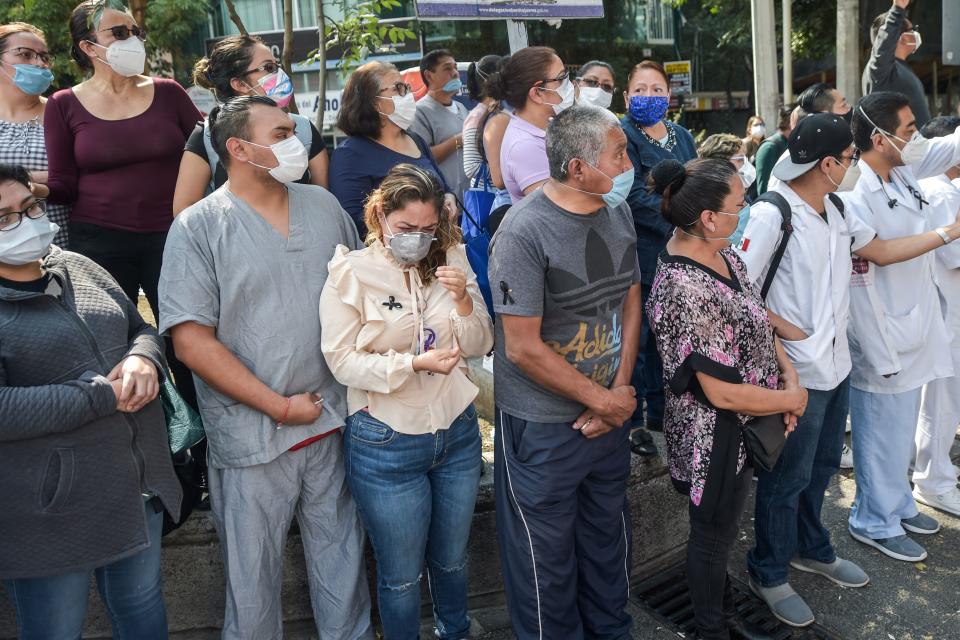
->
[[913, 174, 960, 495], [841, 131, 960, 394], [736, 184, 874, 391]]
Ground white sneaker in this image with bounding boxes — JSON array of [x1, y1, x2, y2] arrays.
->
[[845, 416, 852, 433], [840, 444, 854, 469], [913, 486, 960, 518]]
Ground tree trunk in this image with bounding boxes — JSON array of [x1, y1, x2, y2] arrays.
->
[[222, 0, 249, 36], [315, 0, 327, 129], [129, 0, 148, 28], [282, 0, 299, 114]]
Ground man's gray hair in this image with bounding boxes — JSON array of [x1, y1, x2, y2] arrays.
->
[[546, 105, 622, 180]]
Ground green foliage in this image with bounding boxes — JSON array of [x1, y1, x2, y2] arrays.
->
[[670, 0, 839, 62], [0, 0, 209, 88], [145, 0, 210, 82], [308, 0, 417, 73]]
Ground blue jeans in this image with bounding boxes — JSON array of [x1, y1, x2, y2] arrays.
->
[[344, 406, 482, 640], [3, 498, 167, 640], [747, 378, 849, 587], [630, 284, 664, 427]]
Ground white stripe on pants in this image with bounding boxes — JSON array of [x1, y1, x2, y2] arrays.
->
[[913, 369, 960, 496], [208, 434, 373, 640], [849, 386, 923, 539]]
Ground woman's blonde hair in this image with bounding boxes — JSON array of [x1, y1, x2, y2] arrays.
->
[[363, 164, 460, 284], [698, 133, 743, 160]]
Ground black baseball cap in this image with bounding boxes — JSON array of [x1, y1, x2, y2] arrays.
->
[[773, 112, 854, 181]]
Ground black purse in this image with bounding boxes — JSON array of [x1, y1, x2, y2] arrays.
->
[[743, 413, 787, 472]]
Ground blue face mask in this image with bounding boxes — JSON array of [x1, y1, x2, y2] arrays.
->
[[628, 95, 669, 127], [442, 77, 462, 93], [561, 162, 635, 208], [727, 205, 751, 246], [5, 63, 54, 96]]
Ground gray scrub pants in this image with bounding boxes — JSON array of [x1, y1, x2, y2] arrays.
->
[[208, 433, 373, 640]]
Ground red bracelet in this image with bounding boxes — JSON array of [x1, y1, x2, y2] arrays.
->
[[277, 397, 292, 427]]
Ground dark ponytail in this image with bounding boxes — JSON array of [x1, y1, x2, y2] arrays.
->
[[485, 46, 556, 110], [467, 54, 506, 102], [648, 158, 737, 227]]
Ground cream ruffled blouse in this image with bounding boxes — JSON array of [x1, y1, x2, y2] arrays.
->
[[319, 239, 494, 434]]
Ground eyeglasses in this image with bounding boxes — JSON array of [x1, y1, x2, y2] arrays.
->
[[378, 82, 412, 96], [0, 200, 46, 232], [834, 149, 861, 165], [579, 77, 615, 93], [539, 70, 569, 86], [242, 60, 280, 77], [99, 25, 147, 41], [1, 47, 52, 66]]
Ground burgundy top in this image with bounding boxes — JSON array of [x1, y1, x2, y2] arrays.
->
[[44, 78, 201, 233]]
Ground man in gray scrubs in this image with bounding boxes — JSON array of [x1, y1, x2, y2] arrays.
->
[[159, 96, 372, 640]]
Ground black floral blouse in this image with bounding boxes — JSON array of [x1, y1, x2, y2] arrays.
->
[[647, 247, 779, 512]]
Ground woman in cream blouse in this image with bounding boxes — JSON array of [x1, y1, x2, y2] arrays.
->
[[320, 164, 494, 639]]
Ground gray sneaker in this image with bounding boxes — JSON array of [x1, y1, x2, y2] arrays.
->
[[849, 528, 927, 562], [902, 512, 940, 535], [789, 557, 869, 587], [748, 579, 815, 628]]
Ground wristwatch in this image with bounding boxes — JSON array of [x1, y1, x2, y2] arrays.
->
[[935, 227, 952, 245]]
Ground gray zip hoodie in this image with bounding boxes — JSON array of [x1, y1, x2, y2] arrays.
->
[[0, 247, 182, 580]]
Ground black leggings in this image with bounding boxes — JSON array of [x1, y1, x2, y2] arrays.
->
[[686, 467, 754, 640], [70, 222, 198, 411]]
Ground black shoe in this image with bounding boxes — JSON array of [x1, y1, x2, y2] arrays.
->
[[727, 616, 775, 640], [629, 428, 658, 456]]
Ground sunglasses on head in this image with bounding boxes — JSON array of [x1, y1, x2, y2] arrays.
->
[[99, 25, 147, 41]]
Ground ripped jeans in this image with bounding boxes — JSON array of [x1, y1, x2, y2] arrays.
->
[[344, 406, 483, 640]]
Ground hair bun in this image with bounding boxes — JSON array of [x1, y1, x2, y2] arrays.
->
[[650, 159, 686, 196]]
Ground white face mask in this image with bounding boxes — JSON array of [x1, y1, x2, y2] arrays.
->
[[737, 157, 757, 188], [90, 37, 146, 77], [377, 93, 417, 130], [242, 135, 309, 183], [540, 78, 576, 115], [751, 124, 767, 139], [578, 86, 613, 110], [0, 214, 59, 266], [826, 158, 861, 192], [888, 130, 930, 166], [858, 105, 930, 166]]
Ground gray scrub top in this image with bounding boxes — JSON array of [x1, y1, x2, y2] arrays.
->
[[159, 183, 362, 469]]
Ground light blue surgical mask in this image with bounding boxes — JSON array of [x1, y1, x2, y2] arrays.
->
[[558, 161, 635, 208], [727, 205, 751, 246], [3, 63, 54, 96], [442, 77, 462, 93]]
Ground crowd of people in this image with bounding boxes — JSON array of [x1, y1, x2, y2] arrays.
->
[[1, 0, 958, 639]]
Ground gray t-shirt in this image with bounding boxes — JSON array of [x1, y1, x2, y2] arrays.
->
[[488, 189, 641, 423], [410, 94, 469, 199], [158, 183, 362, 469]]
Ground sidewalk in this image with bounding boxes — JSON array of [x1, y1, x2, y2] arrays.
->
[[474, 432, 960, 640]]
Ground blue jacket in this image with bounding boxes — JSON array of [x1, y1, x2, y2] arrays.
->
[[621, 117, 697, 285]]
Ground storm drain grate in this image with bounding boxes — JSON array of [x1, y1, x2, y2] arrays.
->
[[632, 563, 844, 639]]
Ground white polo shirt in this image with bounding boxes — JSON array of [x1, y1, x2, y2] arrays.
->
[[841, 135, 960, 393], [736, 183, 874, 391]]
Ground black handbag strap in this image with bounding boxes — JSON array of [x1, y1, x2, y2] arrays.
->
[[756, 191, 793, 299]]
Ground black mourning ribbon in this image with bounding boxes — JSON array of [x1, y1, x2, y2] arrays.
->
[[382, 296, 402, 310], [905, 184, 929, 210], [500, 281, 514, 305]]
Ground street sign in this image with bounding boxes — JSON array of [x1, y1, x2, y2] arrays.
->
[[294, 90, 344, 129], [664, 60, 692, 95], [414, 0, 604, 20]]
